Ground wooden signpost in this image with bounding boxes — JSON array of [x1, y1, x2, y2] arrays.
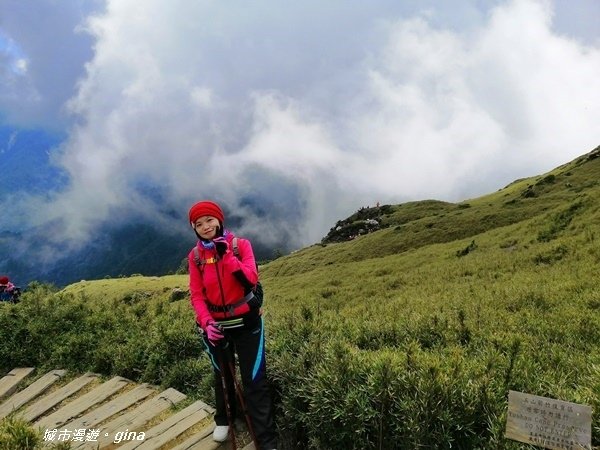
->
[[506, 390, 592, 450]]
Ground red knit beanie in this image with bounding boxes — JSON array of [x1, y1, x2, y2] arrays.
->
[[188, 200, 224, 226], [0, 276, 9, 285]]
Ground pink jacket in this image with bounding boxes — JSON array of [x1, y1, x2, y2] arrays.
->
[[0, 282, 14, 292], [188, 232, 258, 328]]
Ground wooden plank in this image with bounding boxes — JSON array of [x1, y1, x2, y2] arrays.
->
[[118, 400, 211, 450], [21, 373, 98, 422], [134, 409, 209, 450], [34, 376, 129, 430], [90, 388, 187, 449], [175, 438, 237, 450], [174, 434, 222, 450], [63, 383, 156, 431], [189, 439, 222, 450], [0, 369, 66, 420], [0, 368, 35, 400], [169, 423, 213, 450]]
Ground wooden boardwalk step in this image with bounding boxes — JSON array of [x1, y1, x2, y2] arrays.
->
[[83, 387, 188, 450], [63, 383, 156, 432], [169, 423, 213, 450], [0, 367, 35, 400], [34, 376, 129, 430], [171, 425, 223, 450], [0, 369, 66, 420], [0, 369, 251, 450], [21, 372, 98, 422], [172, 437, 256, 450], [118, 400, 212, 450]]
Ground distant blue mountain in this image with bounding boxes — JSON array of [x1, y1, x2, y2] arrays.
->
[[0, 126, 68, 198], [0, 217, 282, 287], [0, 125, 291, 287]]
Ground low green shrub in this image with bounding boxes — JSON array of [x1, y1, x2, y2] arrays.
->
[[0, 415, 71, 449], [0, 415, 41, 450], [0, 283, 210, 400]]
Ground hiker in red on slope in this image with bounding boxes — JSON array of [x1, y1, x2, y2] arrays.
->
[[0, 276, 15, 293], [187, 200, 277, 450], [0, 275, 20, 303]]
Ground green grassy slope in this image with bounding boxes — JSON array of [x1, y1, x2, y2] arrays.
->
[[267, 146, 599, 275], [60, 274, 188, 300], [258, 146, 600, 447], [2, 146, 599, 449]]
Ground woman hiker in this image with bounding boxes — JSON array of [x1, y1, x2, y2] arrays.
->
[[187, 200, 277, 450], [0, 276, 15, 292], [0, 276, 16, 301]]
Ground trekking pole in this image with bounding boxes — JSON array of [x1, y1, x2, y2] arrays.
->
[[216, 343, 237, 450], [226, 358, 261, 450]]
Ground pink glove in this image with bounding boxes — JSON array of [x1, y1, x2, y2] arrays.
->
[[205, 321, 224, 346]]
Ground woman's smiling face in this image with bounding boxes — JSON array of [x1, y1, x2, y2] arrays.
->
[[193, 215, 220, 240]]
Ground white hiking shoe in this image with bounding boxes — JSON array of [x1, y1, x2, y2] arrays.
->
[[212, 425, 229, 442]]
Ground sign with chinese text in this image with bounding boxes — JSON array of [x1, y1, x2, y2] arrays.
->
[[506, 390, 592, 450]]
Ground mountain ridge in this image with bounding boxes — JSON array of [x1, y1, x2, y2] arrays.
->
[[2, 143, 598, 287], [262, 144, 599, 277]]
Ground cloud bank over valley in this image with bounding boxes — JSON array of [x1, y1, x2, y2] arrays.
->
[[0, 0, 599, 282]]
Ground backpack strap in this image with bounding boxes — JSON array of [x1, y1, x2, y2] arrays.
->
[[193, 246, 201, 266], [232, 237, 256, 269], [192, 245, 217, 266], [230, 237, 262, 294], [227, 237, 264, 309], [232, 237, 240, 259], [192, 245, 211, 303]]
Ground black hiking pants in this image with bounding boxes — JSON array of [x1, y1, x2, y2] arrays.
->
[[201, 314, 277, 450]]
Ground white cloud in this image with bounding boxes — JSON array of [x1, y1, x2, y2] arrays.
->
[[7, 0, 598, 248], [337, 0, 600, 202], [14, 58, 28, 73]]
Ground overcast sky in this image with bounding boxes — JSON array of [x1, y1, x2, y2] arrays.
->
[[1, 0, 599, 248]]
